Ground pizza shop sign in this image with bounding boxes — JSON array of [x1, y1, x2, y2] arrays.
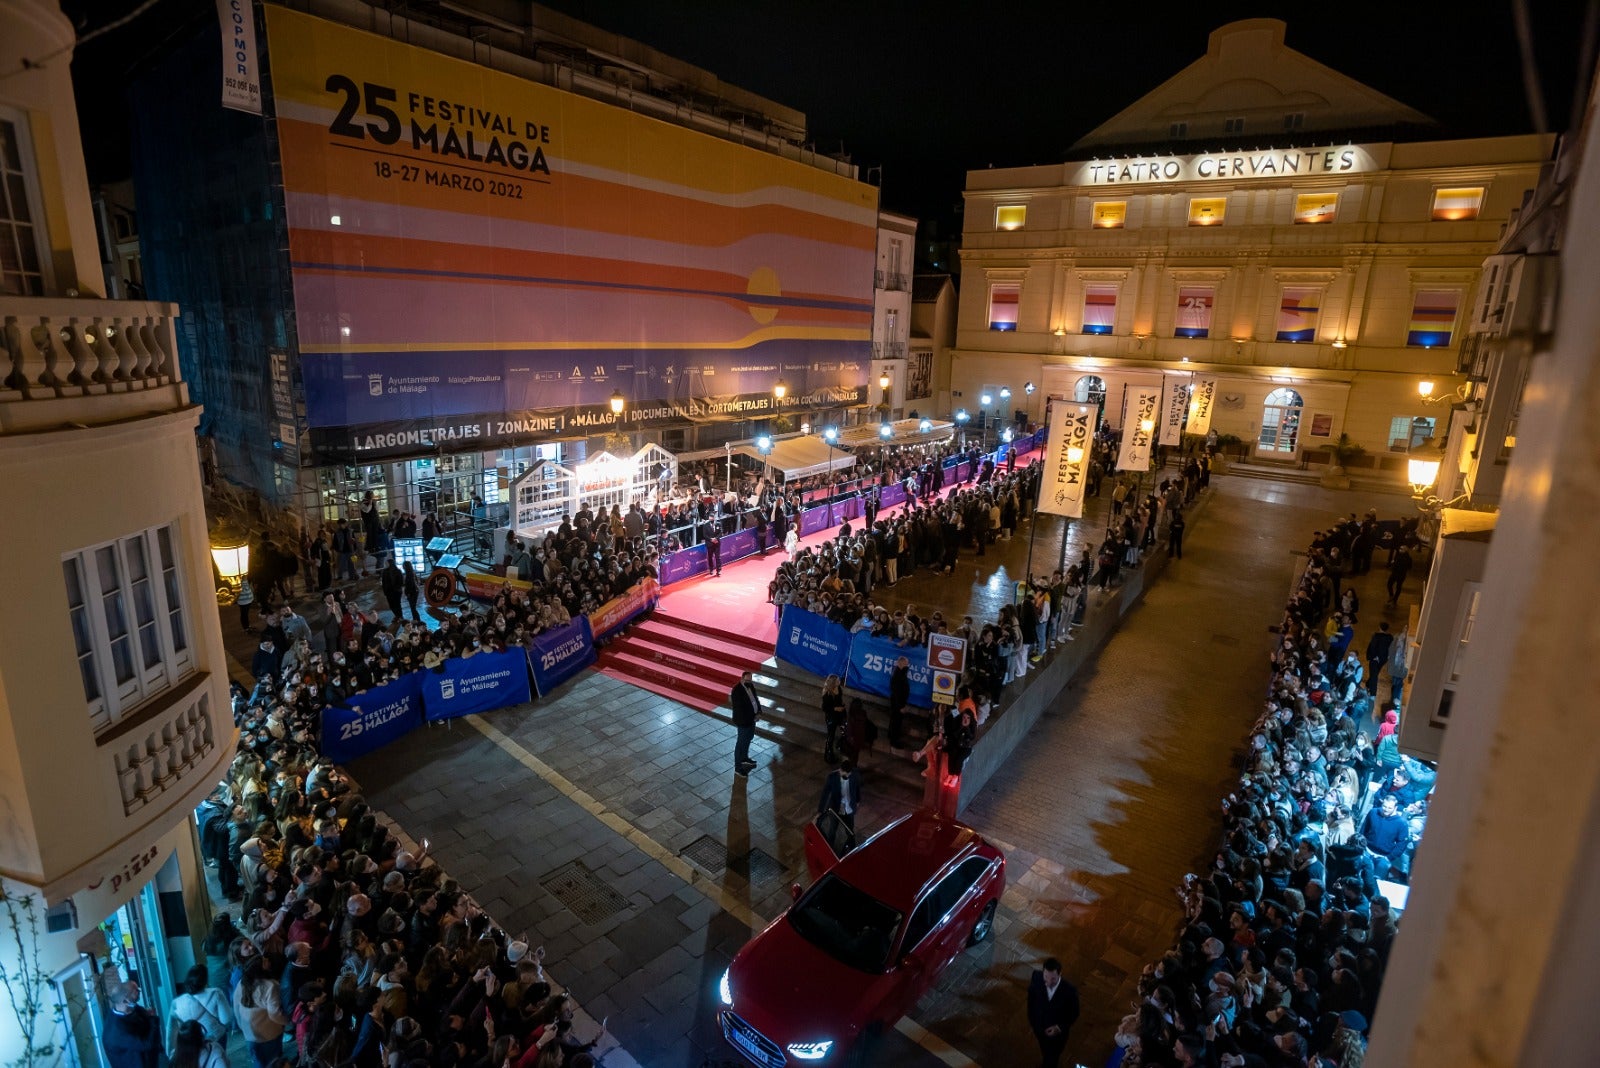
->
[[1074, 145, 1376, 186]]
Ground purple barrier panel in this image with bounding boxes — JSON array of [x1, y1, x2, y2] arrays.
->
[[799, 504, 832, 536], [837, 496, 862, 521], [660, 545, 708, 586], [952, 461, 970, 482], [880, 484, 906, 508], [722, 528, 758, 562]]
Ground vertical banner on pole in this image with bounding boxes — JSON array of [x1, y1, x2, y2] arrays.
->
[[1117, 387, 1159, 471], [1188, 378, 1218, 437], [1159, 375, 1190, 446], [1037, 403, 1099, 518]]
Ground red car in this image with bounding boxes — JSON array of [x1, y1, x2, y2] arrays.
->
[[719, 809, 1006, 1066]]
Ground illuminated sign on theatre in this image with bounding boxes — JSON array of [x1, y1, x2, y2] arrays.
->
[[1075, 145, 1380, 186]]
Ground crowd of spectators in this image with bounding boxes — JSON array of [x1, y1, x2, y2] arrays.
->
[[191, 712, 604, 1068], [1107, 515, 1434, 1068]]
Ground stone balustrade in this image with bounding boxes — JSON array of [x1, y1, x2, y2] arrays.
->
[[107, 688, 217, 817], [1, 296, 181, 402]]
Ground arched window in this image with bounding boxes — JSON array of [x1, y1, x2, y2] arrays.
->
[[1259, 387, 1305, 454]]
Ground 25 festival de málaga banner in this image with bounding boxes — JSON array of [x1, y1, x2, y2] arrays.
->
[[264, 7, 877, 461]]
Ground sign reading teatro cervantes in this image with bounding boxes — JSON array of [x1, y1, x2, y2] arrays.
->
[[1074, 145, 1379, 186]]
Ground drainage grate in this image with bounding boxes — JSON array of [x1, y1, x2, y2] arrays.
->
[[539, 861, 633, 926], [681, 834, 729, 875], [730, 847, 787, 887], [681, 836, 788, 887], [1210, 633, 1241, 647]]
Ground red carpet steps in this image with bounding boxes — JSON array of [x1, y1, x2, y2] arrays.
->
[[592, 611, 771, 713]]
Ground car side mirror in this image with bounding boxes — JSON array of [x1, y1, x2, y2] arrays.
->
[[791, 883, 803, 901]]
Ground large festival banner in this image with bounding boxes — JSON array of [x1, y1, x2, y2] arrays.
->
[[1038, 403, 1098, 518], [527, 617, 596, 695], [320, 673, 424, 763], [264, 7, 877, 462], [421, 649, 532, 722], [845, 632, 935, 709], [776, 606, 853, 680], [1159, 375, 1190, 446], [1188, 378, 1218, 437], [1117, 387, 1159, 471]]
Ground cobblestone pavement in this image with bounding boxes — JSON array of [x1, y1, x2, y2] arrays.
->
[[336, 472, 1421, 1067]]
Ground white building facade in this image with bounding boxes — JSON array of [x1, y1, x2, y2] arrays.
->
[[871, 211, 917, 420], [951, 19, 1553, 472], [0, 3, 233, 1064]]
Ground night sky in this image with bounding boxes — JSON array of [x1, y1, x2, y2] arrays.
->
[[62, 0, 1593, 229]]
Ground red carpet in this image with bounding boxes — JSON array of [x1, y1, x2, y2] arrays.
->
[[593, 612, 772, 713], [595, 442, 1042, 707]]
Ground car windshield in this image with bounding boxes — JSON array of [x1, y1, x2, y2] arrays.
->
[[787, 874, 903, 973]]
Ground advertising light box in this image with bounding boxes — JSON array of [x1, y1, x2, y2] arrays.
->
[[264, 7, 876, 460]]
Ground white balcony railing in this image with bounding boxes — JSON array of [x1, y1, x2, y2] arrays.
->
[[104, 683, 218, 817], [2, 297, 181, 402]]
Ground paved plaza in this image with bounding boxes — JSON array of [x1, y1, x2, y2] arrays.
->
[[221, 470, 1421, 1067]]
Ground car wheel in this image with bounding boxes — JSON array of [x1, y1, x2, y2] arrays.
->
[[968, 899, 997, 946], [846, 1023, 883, 1067]]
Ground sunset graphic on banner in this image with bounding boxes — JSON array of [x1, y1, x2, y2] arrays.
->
[[1407, 290, 1459, 347], [1276, 287, 1320, 342]]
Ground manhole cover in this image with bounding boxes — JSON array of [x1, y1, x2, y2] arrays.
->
[[729, 847, 787, 887], [1210, 633, 1240, 647], [539, 861, 632, 926], [681, 837, 788, 886], [681, 835, 729, 876]]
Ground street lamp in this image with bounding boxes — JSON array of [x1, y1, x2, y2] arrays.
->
[[1408, 456, 1442, 499], [756, 434, 773, 480], [980, 392, 993, 446], [823, 426, 840, 522], [1417, 380, 1434, 399], [879, 422, 893, 440], [210, 520, 251, 599], [609, 390, 626, 415], [774, 379, 788, 401], [955, 408, 970, 448], [999, 386, 1012, 401]]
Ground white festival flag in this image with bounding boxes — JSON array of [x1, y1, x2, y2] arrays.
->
[[1038, 403, 1099, 518], [1159, 374, 1190, 446], [1188, 377, 1218, 438], [1116, 387, 1159, 471], [218, 0, 263, 115]]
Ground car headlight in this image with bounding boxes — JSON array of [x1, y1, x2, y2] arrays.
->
[[718, 969, 733, 1006], [786, 1040, 833, 1060]]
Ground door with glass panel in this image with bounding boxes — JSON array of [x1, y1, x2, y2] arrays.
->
[[1257, 387, 1304, 456]]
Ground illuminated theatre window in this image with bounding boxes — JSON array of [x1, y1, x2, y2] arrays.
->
[[1294, 192, 1338, 224], [1174, 286, 1214, 338], [1431, 187, 1485, 221], [1188, 197, 1226, 226], [1092, 201, 1126, 228], [1407, 290, 1460, 348], [995, 204, 1027, 230], [1276, 287, 1321, 342], [988, 283, 1020, 331], [1082, 285, 1118, 335]]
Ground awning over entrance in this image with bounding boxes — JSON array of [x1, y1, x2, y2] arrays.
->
[[732, 435, 857, 480], [835, 418, 955, 448]]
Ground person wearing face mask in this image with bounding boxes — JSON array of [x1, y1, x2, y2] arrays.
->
[[816, 758, 862, 832]]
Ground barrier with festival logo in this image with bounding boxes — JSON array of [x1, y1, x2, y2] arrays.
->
[[587, 577, 662, 641], [422, 649, 532, 723], [775, 605, 852, 679], [844, 631, 936, 708], [321, 673, 425, 763], [528, 617, 596, 695]]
